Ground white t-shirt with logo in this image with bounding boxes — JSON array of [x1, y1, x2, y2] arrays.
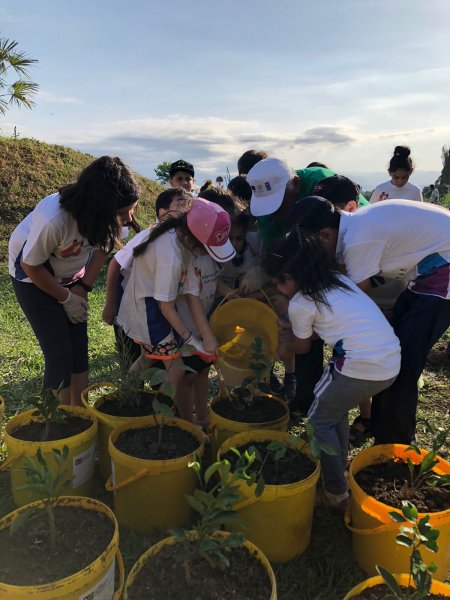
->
[[177, 253, 220, 336], [114, 229, 151, 292], [369, 180, 423, 203], [288, 276, 401, 381], [117, 229, 187, 345], [336, 201, 450, 299], [8, 193, 93, 284]]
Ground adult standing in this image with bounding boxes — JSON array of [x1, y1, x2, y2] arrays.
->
[[430, 184, 440, 204], [291, 196, 450, 445], [9, 156, 139, 405]]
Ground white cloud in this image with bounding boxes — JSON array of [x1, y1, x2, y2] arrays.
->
[[38, 90, 81, 105]]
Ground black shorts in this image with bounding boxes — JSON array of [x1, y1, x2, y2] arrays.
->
[[152, 354, 211, 374], [11, 277, 89, 388]]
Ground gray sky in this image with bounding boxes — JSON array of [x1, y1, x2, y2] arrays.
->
[[1, 0, 449, 188]]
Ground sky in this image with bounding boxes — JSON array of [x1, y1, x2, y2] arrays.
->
[[1, 0, 450, 189]]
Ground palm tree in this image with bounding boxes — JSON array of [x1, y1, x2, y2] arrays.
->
[[0, 37, 39, 115]]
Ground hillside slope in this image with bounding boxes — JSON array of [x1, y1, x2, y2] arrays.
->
[[0, 136, 162, 237]]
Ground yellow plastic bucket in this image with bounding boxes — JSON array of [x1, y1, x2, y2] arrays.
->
[[210, 298, 278, 388], [1, 406, 97, 507], [124, 531, 277, 599], [344, 574, 450, 599], [208, 394, 290, 461], [218, 429, 320, 563], [346, 444, 450, 579], [82, 382, 159, 481], [106, 415, 204, 533], [0, 496, 124, 599]]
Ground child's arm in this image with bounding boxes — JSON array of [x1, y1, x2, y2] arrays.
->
[[184, 293, 218, 356], [159, 300, 191, 341], [278, 318, 318, 355], [102, 257, 121, 325], [216, 279, 238, 298]]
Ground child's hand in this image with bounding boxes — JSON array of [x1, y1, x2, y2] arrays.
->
[[102, 302, 117, 325], [202, 333, 218, 357]]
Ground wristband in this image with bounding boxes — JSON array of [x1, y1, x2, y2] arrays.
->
[[74, 279, 93, 293]]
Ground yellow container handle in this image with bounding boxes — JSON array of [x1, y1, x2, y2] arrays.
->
[[344, 504, 401, 536], [0, 452, 24, 472], [215, 288, 275, 313], [81, 382, 116, 409], [113, 547, 125, 600], [105, 467, 148, 492]]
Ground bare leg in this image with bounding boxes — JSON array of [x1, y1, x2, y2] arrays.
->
[[174, 372, 196, 422], [358, 398, 372, 419], [56, 387, 71, 406], [70, 371, 89, 406]]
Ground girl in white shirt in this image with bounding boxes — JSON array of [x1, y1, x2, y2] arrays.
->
[[370, 145, 422, 203], [263, 233, 400, 508]]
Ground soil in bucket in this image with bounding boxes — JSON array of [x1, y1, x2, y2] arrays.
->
[[354, 459, 450, 512], [115, 424, 199, 459], [0, 505, 114, 585], [213, 395, 286, 423], [349, 584, 447, 599], [98, 390, 172, 418], [10, 415, 91, 441], [127, 543, 272, 600], [222, 440, 316, 484]]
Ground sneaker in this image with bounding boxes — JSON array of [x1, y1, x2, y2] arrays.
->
[[283, 373, 297, 404], [315, 488, 349, 512], [269, 370, 283, 395]]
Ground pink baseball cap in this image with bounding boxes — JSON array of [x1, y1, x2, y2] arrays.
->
[[187, 197, 236, 263]]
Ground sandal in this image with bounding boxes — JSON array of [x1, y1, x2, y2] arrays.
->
[[349, 416, 372, 446]]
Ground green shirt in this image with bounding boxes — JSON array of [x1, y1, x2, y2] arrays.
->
[[257, 167, 368, 244]]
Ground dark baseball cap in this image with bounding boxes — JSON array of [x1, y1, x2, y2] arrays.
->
[[169, 160, 195, 178]]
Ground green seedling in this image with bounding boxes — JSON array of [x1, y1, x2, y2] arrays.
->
[[229, 336, 272, 409], [376, 500, 440, 599], [405, 421, 450, 491], [171, 452, 257, 586], [10, 446, 71, 550], [28, 381, 67, 441]]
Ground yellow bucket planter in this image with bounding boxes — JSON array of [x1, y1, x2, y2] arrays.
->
[[218, 429, 320, 563], [209, 394, 290, 461], [1, 406, 97, 507], [124, 531, 277, 599], [210, 297, 278, 388], [106, 415, 204, 534], [346, 444, 450, 579], [344, 574, 450, 599], [0, 496, 124, 600], [81, 382, 159, 481]]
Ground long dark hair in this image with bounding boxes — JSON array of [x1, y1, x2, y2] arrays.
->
[[263, 232, 351, 307], [59, 156, 139, 253], [133, 211, 201, 258]]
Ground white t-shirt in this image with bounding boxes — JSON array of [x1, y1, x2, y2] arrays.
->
[[114, 229, 151, 292], [336, 201, 450, 299], [116, 229, 187, 344], [370, 180, 423, 203], [288, 276, 401, 380], [430, 188, 440, 203], [8, 193, 93, 284], [177, 253, 220, 336]]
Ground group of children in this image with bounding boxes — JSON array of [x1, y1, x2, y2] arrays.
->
[[8, 147, 449, 509]]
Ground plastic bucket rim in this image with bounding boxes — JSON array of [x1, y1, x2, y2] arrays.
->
[[124, 530, 277, 599], [0, 495, 119, 593], [209, 394, 289, 430], [4, 406, 97, 451], [348, 443, 450, 521], [218, 428, 320, 491], [343, 574, 450, 599], [109, 415, 205, 468]]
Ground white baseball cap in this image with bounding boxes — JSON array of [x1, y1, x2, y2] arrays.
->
[[247, 158, 293, 217]]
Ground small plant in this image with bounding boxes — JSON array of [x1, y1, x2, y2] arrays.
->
[[171, 453, 257, 585], [229, 336, 272, 409], [376, 500, 440, 599], [229, 420, 336, 496], [405, 420, 450, 491], [28, 381, 66, 441], [10, 446, 71, 550]]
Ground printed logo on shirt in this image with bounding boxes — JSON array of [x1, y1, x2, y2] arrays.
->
[[379, 192, 389, 201], [60, 239, 84, 258], [194, 267, 203, 292], [177, 269, 187, 294]]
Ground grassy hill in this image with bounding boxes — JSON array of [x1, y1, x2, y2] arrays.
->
[[0, 136, 162, 244]]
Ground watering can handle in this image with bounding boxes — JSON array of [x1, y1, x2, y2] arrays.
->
[[0, 452, 24, 472], [105, 468, 148, 492], [112, 548, 125, 600], [214, 289, 276, 313], [81, 382, 116, 409]]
